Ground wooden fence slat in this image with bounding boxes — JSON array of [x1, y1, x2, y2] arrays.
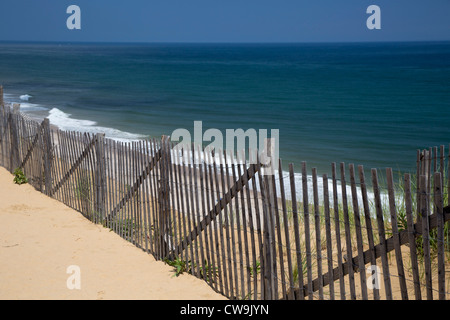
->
[[131, 142, 139, 246], [185, 145, 198, 271], [204, 150, 218, 293], [191, 146, 205, 276], [110, 140, 118, 236], [322, 173, 335, 300], [66, 131, 78, 211], [226, 150, 240, 298], [238, 151, 253, 300], [83, 132, 94, 218], [181, 144, 194, 272], [416, 150, 421, 219], [8, 112, 14, 171], [419, 175, 433, 300], [100, 134, 108, 224], [279, 159, 295, 300], [267, 168, 278, 300], [75, 133, 86, 216], [77, 132, 89, 216], [349, 164, 368, 300], [428, 148, 432, 198], [371, 169, 393, 300], [250, 153, 264, 300], [233, 153, 246, 300], [358, 165, 380, 300], [386, 168, 408, 300], [244, 154, 258, 300], [105, 138, 112, 229], [42, 119, 53, 196], [129, 141, 136, 242], [58, 130, 69, 207], [331, 163, 345, 299], [9, 113, 19, 172], [134, 141, 142, 245], [172, 142, 183, 259], [340, 162, 356, 300], [201, 151, 214, 290], [138, 141, 147, 249], [220, 150, 234, 298], [117, 141, 124, 239], [301, 162, 313, 299], [212, 150, 226, 295], [434, 172, 445, 300], [289, 163, 305, 300], [312, 168, 323, 300], [150, 139, 160, 255], [260, 168, 272, 299], [404, 173, 422, 300], [50, 129, 60, 201], [58, 130, 72, 207], [269, 166, 284, 300], [130, 141, 137, 243], [123, 141, 131, 241]]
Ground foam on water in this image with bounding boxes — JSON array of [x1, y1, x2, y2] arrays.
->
[[3, 91, 147, 142], [20, 94, 32, 101], [3, 93, 46, 111], [47, 108, 145, 142], [19, 102, 47, 111]]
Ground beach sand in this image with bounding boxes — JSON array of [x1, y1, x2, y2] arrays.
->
[[0, 167, 226, 300]]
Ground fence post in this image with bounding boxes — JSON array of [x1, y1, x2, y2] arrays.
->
[[433, 172, 445, 300], [95, 133, 106, 224], [9, 104, 20, 172], [0, 90, 4, 167], [261, 138, 276, 300], [159, 135, 172, 259], [42, 118, 53, 196], [419, 175, 433, 300]]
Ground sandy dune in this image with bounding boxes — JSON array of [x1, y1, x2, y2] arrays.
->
[[0, 167, 226, 300]]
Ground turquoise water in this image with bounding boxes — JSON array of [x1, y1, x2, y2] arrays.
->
[[0, 41, 449, 174]]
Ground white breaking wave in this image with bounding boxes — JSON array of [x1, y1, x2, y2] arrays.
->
[[47, 108, 145, 142], [19, 102, 47, 111], [2, 93, 46, 111], [20, 94, 32, 101]]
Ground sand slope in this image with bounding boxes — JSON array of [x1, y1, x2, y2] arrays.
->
[[0, 167, 226, 300]]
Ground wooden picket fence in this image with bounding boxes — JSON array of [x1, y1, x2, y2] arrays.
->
[[0, 100, 449, 300]]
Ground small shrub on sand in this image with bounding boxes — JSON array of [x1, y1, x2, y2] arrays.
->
[[13, 168, 28, 185]]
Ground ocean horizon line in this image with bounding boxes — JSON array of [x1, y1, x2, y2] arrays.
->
[[1, 39, 450, 46]]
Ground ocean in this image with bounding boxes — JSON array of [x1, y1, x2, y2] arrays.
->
[[0, 41, 449, 177]]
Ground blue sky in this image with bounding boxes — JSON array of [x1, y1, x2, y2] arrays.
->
[[1, 0, 449, 43]]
